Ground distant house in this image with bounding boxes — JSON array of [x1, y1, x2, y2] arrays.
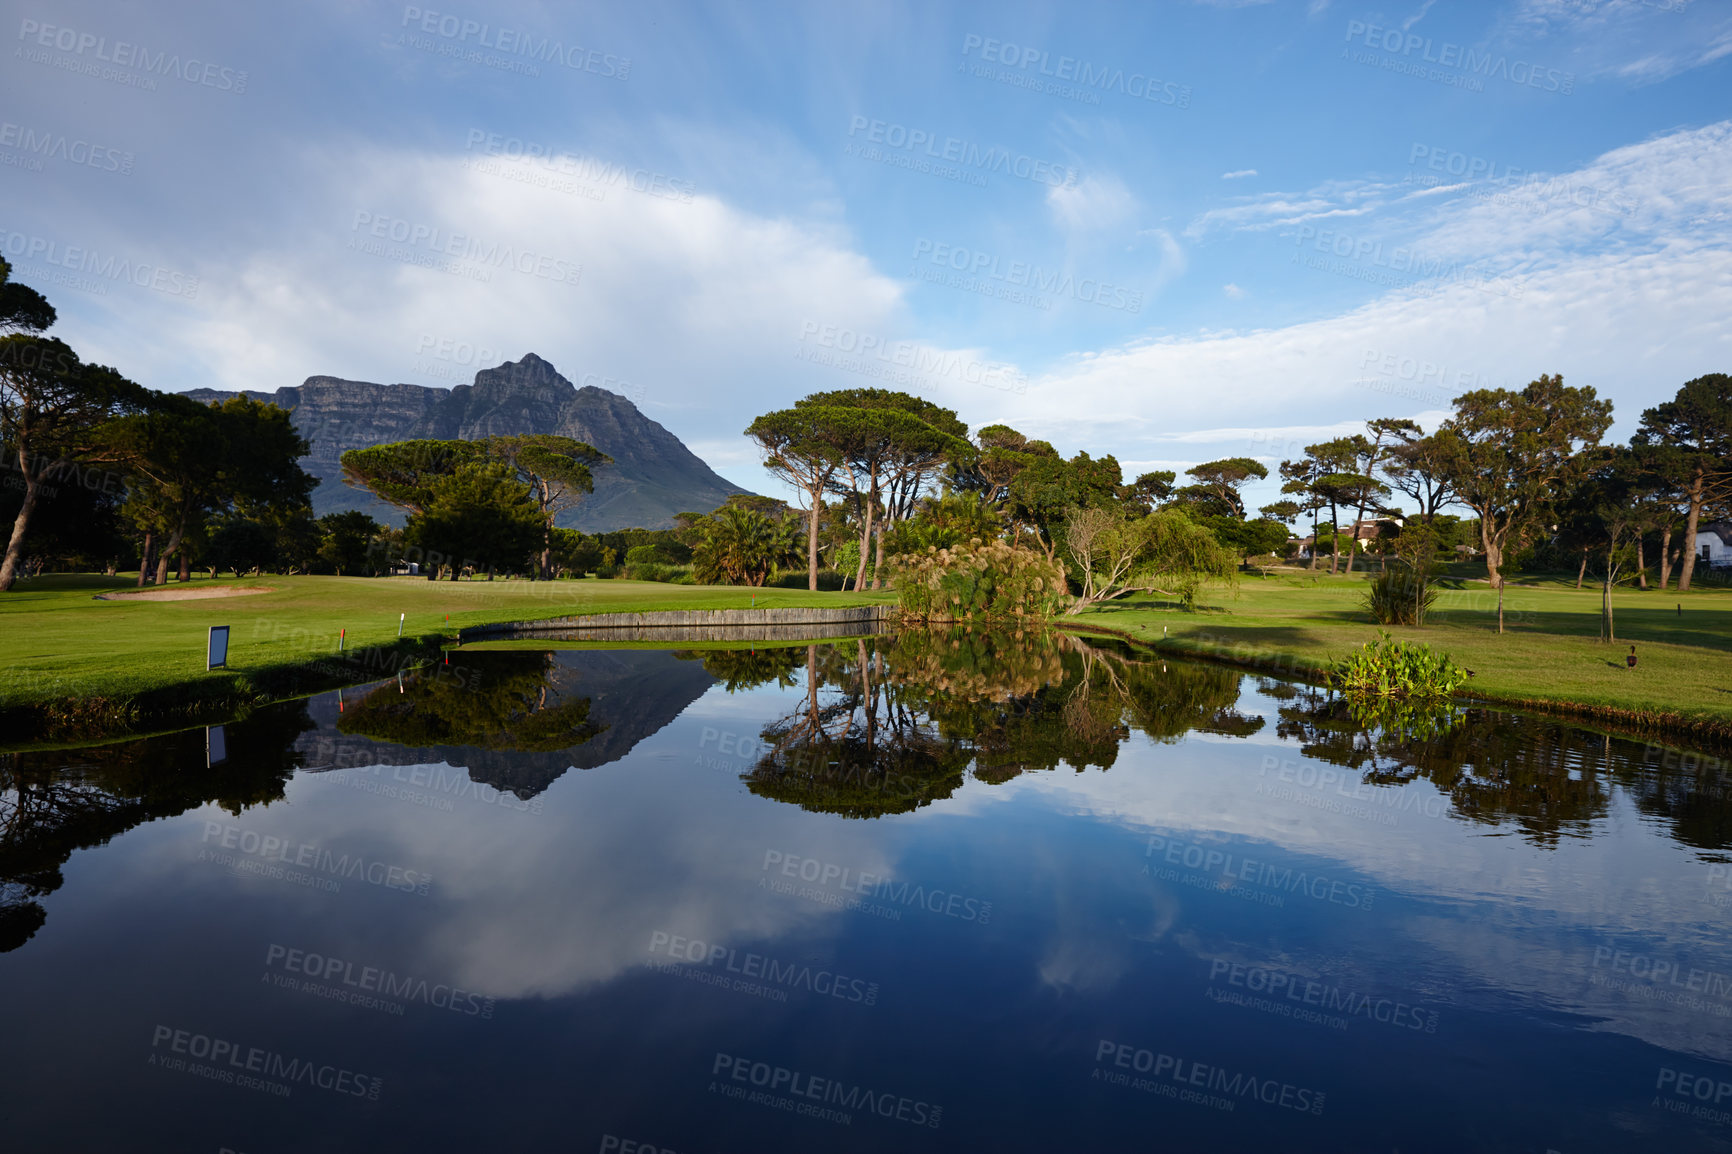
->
[[1293, 518, 1400, 559], [1697, 521, 1732, 570]]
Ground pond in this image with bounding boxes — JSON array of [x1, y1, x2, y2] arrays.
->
[[2, 632, 1731, 1152]]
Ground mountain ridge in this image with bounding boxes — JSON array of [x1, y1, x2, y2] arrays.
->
[[184, 354, 748, 530]]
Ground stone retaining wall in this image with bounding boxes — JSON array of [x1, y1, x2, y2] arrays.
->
[[461, 604, 898, 641]]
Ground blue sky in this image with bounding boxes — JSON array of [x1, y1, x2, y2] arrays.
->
[[4, 0, 1729, 512]]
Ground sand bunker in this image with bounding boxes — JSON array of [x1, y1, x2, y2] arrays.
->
[[97, 584, 277, 602]]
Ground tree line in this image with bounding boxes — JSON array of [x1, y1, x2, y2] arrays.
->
[[736, 372, 1731, 632]]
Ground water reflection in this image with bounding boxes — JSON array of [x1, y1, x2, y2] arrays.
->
[[4, 636, 1732, 1150], [741, 631, 1263, 816], [1271, 680, 1732, 851], [0, 709, 308, 951]]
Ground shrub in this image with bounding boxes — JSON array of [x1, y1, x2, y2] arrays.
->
[[891, 539, 1068, 621], [623, 561, 689, 583], [1329, 632, 1466, 698], [1365, 567, 1439, 626], [767, 569, 847, 590]]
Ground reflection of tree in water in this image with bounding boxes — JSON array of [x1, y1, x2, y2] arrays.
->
[[1268, 682, 1732, 849], [0, 706, 310, 952], [337, 652, 603, 756], [742, 630, 1261, 817], [675, 647, 803, 693]]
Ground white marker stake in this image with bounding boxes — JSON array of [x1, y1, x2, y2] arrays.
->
[[398, 612, 405, 638]]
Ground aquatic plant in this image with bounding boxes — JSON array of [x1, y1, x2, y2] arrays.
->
[[1329, 632, 1467, 699]]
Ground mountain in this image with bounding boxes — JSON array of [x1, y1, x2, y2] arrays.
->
[[295, 649, 719, 799], [183, 354, 748, 530]]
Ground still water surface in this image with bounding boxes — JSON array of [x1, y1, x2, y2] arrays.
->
[[3, 632, 1731, 1152]]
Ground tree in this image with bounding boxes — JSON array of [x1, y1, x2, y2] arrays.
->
[[1339, 420, 1412, 573], [1063, 506, 1236, 612], [690, 503, 800, 586], [1632, 374, 1732, 592], [1122, 470, 1177, 515], [1280, 441, 1367, 574], [1278, 457, 1328, 570], [1177, 458, 1267, 519], [318, 511, 383, 576], [486, 434, 610, 579], [1561, 449, 1649, 641], [340, 439, 486, 515], [106, 394, 311, 584], [0, 257, 147, 590], [745, 406, 852, 591], [1005, 450, 1124, 560], [1436, 375, 1612, 631], [796, 391, 971, 590], [1383, 426, 1459, 523], [405, 460, 544, 578]]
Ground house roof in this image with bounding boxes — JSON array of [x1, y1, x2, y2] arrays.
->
[[1698, 521, 1732, 547]]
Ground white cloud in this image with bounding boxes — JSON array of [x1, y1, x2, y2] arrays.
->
[[1046, 174, 1139, 234], [1220, 169, 1259, 180], [1223, 282, 1246, 299]]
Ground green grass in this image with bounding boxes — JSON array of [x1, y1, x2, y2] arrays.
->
[[1072, 565, 1732, 733], [7, 566, 1732, 744], [0, 572, 895, 710]]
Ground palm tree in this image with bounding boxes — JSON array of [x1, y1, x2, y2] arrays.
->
[[692, 505, 800, 586]]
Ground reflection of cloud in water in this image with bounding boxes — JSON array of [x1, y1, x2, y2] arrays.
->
[[178, 703, 900, 1001], [1014, 720, 1732, 1065]]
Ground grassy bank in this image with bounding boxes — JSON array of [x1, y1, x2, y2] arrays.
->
[[0, 573, 895, 740], [1071, 567, 1732, 738], [6, 568, 1732, 748]]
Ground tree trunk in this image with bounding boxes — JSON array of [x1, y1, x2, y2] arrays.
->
[[1679, 471, 1705, 592], [806, 483, 822, 592], [138, 530, 155, 587], [1481, 517, 1504, 592], [1327, 504, 1340, 574], [1602, 568, 1614, 642], [1658, 523, 1674, 590], [179, 550, 191, 582], [872, 515, 887, 590], [856, 466, 878, 592], [1576, 549, 1587, 589], [1636, 535, 1647, 589], [0, 468, 42, 592]]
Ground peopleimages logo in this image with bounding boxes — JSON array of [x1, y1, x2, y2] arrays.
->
[[1143, 833, 1375, 910], [761, 849, 992, 922], [16, 19, 248, 92], [0, 230, 198, 298], [1343, 20, 1573, 94], [960, 34, 1191, 108], [845, 115, 1076, 188], [0, 121, 132, 173], [397, 7, 629, 78], [1093, 1039, 1326, 1115], [149, 1024, 382, 1101], [711, 1052, 942, 1129], [648, 931, 880, 1005]]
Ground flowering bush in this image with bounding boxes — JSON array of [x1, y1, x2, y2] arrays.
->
[[890, 538, 1068, 621]]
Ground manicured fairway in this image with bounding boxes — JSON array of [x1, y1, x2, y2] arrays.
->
[[3, 568, 1730, 736], [0, 573, 895, 709], [1083, 568, 1732, 731]]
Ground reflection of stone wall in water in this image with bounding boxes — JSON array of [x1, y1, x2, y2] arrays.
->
[[0, 707, 311, 951], [738, 631, 1263, 815]]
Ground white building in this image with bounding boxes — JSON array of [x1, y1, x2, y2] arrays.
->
[[1696, 521, 1732, 569]]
